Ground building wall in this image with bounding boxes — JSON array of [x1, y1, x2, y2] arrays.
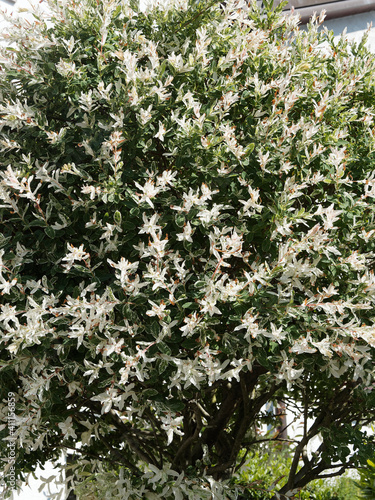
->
[[321, 9, 375, 51]]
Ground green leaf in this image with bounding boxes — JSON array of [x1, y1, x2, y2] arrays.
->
[[45, 227, 56, 239], [181, 338, 197, 349], [150, 320, 160, 337], [175, 214, 185, 227], [163, 400, 185, 412], [182, 302, 194, 309], [114, 210, 122, 225], [142, 388, 159, 398], [157, 359, 169, 375], [28, 219, 48, 228], [123, 220, 136, 230], [71, 265, 91, 275], [158, 342, 171, 356]]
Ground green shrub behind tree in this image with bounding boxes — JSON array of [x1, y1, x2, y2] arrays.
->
[[355, 458, 375, 499], [236, 447, 360, 499]]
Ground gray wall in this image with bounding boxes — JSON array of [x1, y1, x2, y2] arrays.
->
[[321, 9, 375, 51]]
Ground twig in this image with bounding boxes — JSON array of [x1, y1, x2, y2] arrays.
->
[[171, 402, 203, 469]]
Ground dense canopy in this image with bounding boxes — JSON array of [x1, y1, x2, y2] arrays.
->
[[1, 0, 375, 498]]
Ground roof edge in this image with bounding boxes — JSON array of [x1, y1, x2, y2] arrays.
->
[[283, 0, 375, 24]]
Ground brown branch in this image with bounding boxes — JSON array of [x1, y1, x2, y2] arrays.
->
[[282, 384, 358, 493], [84, 399, 159, 467], [100, 436, 140, 474], [284, 409, 328, 492], [171, 402, 204, 470], [108, 409, 159, 466], [144, 408, 164, 468], [234, 447, 250, 473], [245, 436, 298, 447], [315, 465, 352, 480], [289, 459, 354, 492], [59, 442, 141, 479], [206, 379, 279, 477]]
